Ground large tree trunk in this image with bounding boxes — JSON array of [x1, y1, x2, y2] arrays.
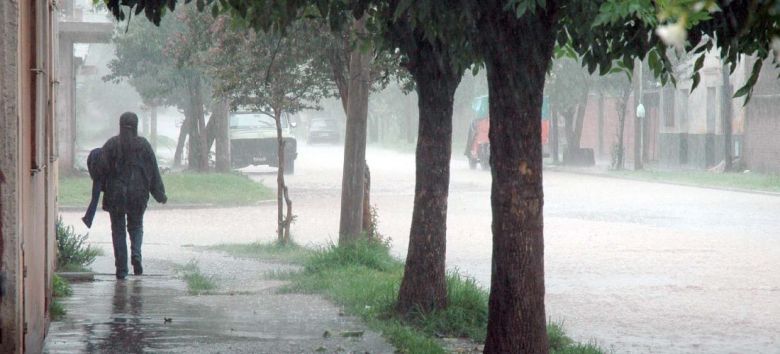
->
[[338, 16, 371, 244], [395, 36, 462, 314], [213, 99, 231, 172], [194, 78, 209, 171], [184, 76, 208, 172], [613, 85, 632, 170], [362, 163, 372, 236], [477, 4, 555, 352]]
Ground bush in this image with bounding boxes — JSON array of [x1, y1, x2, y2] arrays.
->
[[56, 217, 100, 272]]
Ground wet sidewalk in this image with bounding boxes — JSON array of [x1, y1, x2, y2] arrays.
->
[[44, 246, 394, 353]]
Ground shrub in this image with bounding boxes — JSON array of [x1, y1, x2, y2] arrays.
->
[[56, 217, 100, 271]]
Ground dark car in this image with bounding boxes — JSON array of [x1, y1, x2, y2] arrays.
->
[[307, 118, 341, 144]]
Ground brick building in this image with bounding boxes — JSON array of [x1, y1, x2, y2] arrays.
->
[[574, 53, 780, 174]]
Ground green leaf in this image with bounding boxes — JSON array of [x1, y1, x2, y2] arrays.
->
[[734, 59, 763, 100], [692, 53, 706, 73], [691, 72, 701, 92], [648, 50, 660, 74]]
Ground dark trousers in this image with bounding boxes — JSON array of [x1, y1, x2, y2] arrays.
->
[[109, 210, 144, 278]]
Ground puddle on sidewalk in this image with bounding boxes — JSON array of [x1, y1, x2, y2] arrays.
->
[[44, 273, 393, 353]]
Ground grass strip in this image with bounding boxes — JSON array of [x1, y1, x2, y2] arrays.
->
[[175, 260, 218, 295], [610, 169, 780, 193], [207, 241, 312, 263], [50, 274, 72, 321], [214, 240, 604, 353], [58, 172, 273, 207]]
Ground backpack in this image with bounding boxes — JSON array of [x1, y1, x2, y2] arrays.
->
[[86, 148, 104, 181]]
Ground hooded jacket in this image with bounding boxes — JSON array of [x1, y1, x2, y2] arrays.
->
[[99, 113, 166, 213]]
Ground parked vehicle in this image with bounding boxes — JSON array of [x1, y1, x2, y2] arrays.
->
[[229, 112, 297, 174], [464, 95, 550, 170], [307, 117, 341, 144]]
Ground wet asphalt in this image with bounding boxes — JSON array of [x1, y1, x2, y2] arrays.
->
[[55, 144, 780, 353]]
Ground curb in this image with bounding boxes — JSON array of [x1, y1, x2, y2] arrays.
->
[[57, 272, 95, 282], [58, 199, 277, 212], [546, 166, 780, 198]]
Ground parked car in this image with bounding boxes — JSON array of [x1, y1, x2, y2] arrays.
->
[[307, 117, 341, 144], [229, 112, 297, 174]]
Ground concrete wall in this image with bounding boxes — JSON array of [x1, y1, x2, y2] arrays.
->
[[743, 60, 780, 173], [0, 0, 57, 352], [0, 0, 24, 351], [744, 95, 780, 173]]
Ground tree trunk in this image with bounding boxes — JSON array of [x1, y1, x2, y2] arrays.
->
[[194, 78, 209, 171], [338, 16, 371, 245], [721, 63, 733, 172], [151, 104, 158, 153], [274, 108, 293, 244], [597, 93, 604, 156], [362, 163, 372, 236], [633, 63, 643, 170], [613, 85, 632, 170], [395, 36, 462, 314], [186, 102, 199, 170], [214, 99, 231, 172], [327, 31, 350, 114], [173, 114, 188, 168], [477, 5, 554, 352], [563, 107, 576, 157]]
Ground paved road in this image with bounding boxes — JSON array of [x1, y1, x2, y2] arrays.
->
[[61, 144, 780, 353]]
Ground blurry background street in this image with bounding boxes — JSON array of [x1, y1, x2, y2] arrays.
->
[[61, 144, 780, 353]]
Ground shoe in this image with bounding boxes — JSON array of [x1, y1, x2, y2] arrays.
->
[[132, 259, 143, 276], [116, 275, 126, 280]]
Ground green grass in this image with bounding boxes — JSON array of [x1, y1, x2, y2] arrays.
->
[[175, 260, 218, 295], [53, 274, 73, 297], [217, 240, 603, 353], [548, 321, 605, 354], [611, 169, 780, 193], [50, 274, 72, 321], [58, 172, 273, 207]]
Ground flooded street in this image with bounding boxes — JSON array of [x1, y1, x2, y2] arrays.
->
[[61, 144, 780, 353]]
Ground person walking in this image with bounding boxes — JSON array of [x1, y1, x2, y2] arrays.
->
[[99, 112, 167, 279]]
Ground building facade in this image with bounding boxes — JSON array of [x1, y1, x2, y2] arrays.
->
[[0, 0, 58, 352]]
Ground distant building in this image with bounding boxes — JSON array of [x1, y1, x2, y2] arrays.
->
[[575, 50, 780, 174], [656, 52, 749, 170]]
